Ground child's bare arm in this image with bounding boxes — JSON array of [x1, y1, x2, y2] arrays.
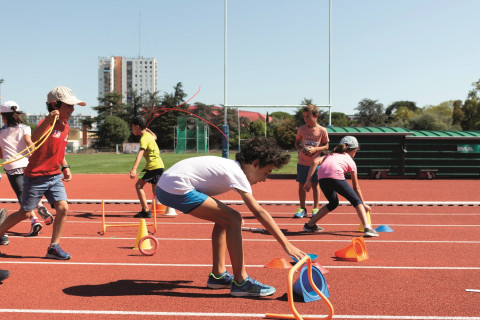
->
[[303, 155, 325, 192], [240, 191, 305, 261], [32, 111, 58, 142], [24, 134, 35, 153], [129, 149, 145, 179], [351, 171, 371, 212]]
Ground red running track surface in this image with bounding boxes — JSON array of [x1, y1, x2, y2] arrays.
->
[[0, 174, 479, 319]]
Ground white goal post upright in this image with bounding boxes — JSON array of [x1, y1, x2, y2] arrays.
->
[[223, 0, 333, 156]]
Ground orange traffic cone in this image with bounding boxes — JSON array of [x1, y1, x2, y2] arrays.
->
[[357, 210, 372, 232], [151, 199, 166, 214], [134, 219, 152, 250], [334, 237, 368, 262]]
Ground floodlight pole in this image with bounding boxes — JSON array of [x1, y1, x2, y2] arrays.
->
[[224, 0, 228, 124], [222, 0, 229, 158], [328, 0, 332, 126]]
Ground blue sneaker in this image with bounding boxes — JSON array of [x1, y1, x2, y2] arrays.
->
[[293, 207, 307, 218], [46, 244, 71, 260], [207, 271, 234, 289], [230, 276, 276, 297]]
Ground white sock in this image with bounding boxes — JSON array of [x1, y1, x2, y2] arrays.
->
[[364, 224, 372, 230]]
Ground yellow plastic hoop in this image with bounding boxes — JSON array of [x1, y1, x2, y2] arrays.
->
[[0, 116, 57, 167]]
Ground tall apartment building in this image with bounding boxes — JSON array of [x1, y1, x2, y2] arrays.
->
[[98, 56, 157, 104]]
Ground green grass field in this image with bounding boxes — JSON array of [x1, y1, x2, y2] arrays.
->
[[64, 152, 298, 174]]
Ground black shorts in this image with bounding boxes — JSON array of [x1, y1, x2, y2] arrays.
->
[[141, 168, 164, 185]]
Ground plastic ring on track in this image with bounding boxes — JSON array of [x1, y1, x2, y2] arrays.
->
[[138, 235, 159, 256]]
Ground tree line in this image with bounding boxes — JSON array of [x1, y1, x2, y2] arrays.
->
[[90, 79, 480, 151]]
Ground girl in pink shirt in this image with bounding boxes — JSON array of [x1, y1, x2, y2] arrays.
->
[[303, 136, 378, 237]]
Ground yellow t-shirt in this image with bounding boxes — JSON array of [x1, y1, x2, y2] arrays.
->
[[140, 132, 164, 170]]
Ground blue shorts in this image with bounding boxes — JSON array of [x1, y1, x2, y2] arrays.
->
[[296, 164, 319, 184], [21, 174, 68, 211], [156, 187, 208, 214]]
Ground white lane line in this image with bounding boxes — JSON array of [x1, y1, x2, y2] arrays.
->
[[5, 235, 480, 244], [26, 220, 480, 228], [0, 309, 478, 319], [1, 261, 479, 270]]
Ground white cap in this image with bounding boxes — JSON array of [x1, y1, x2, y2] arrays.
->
[[47, 86, 86, 106], [339, 136, 359, 149], [0, 100, 20, 113]]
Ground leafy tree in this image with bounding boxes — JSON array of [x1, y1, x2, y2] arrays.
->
[[94, 115, 130, 149], [147, 83, 188, 149], [270, 111, 293, 122], [391, 106, 417, 126], [248, 119, 266, 137], [93, 92, 128, 123], [331, 112, 353, 127], [385, 101, 418, 117], [354, 98, 387, 126], [273, 117, 296, 149], [407, 112, 450, 131], [452, 100, 464, 126], [459, 79, 480, 130]]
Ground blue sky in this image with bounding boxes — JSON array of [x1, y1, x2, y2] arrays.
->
[[1, 0, 479, 118]]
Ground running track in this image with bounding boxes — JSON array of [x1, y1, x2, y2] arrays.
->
[[0, 175, 479, 320]]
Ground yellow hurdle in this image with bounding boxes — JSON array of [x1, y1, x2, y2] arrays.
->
[[101, 200, 157, 235]]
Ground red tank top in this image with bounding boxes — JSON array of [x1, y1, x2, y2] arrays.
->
[[25, 118, 69, 178]]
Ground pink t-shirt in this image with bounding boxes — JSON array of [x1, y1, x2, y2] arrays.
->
[[318, 153, 357, 180], [296, 124, 329, 166]]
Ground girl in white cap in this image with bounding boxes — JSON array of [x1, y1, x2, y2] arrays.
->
[[0, 101, 54, 239], [303, 136, 379, 237]]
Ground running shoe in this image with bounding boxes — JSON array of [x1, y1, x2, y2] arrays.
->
[[364, 228, 379, 237], [37, 206, 54, 225], [0, 234, 9, 245], [207, 271, 234, 289], [26, 220, 42, 237], [0, 208, 7, 225], [134, 210, 152, 218], [230, 276, 276, 297], [46, 244, 71, 260], [303, 223, 324, 233], [293, 207, 307, 218], [312, 208, 319, 217], [0, 269, 10, 282]]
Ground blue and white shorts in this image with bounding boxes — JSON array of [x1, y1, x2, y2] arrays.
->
[[156, 187, 208, 214]]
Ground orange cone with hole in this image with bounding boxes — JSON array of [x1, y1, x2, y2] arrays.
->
[[151, 199, 166, 214], [334, 237, 368, 262]]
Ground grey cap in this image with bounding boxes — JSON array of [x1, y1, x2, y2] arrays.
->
[[339, 136, 359, 149]]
